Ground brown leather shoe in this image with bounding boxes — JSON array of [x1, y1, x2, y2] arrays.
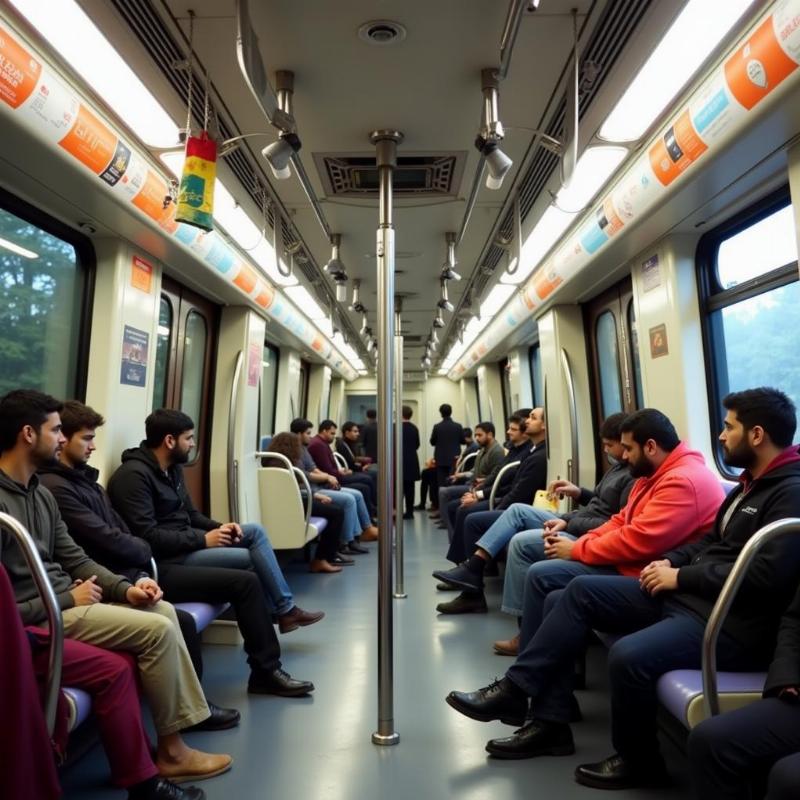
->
[[278, 606, 325, 633], [360, 526, 379, 542], [493, 633, 519, 656], [156, 749, 232, 784], [309, 559, 343, 574]]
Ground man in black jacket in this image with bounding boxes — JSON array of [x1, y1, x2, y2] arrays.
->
[[688, 581, 800, 799], [40, 401, 314, 698], [429, 404, 464, 512], [401, 406, 421, 519], [360, 409, 379, 465], [107, 409, 323, 636], [446, 388, 800, 785]]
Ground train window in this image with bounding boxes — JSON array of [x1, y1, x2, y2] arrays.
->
[[627, 300, 644, 408], [700, 192, 800, 470], [260, 342, 280, 437], [499, 358, 513, 419], [180, 310, 208, 458], [298, 359, 310, 418], [152, 296, 173, 409], [0, 198, 91, 398], [595, 311, 623, 417], [529, 344, 544, 407]]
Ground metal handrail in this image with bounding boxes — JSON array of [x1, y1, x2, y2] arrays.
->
[[0, 513, 64, 736], [255, 451, 313, 540], [489, 460, 520, 510], [560, 348, 579, 511], [228, 350, 244, 522], [455, 450, 478, 475], [702, 517, 800, 718], [333, 451, 348, 472], [149, 557, 159, 583]]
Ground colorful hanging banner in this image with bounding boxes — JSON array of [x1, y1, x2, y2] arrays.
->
[[175, 130, 217, 231]]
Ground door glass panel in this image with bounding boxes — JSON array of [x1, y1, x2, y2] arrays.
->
[[152, 295, 172, 409], [0, 206, 84, 396], [627, 300, 644, 408], [596, 311, 623, 416], [260, 342, 279, 441], [529, 345, 544, 406], [180, 310, 207, 452]]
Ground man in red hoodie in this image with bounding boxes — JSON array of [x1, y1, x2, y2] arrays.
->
[[515, 408, 724, 638]]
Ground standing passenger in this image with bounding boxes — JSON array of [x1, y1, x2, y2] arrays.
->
[[361, 409, 379, 466], [429, 404, 464, 515], [401, 405, 420, 519]]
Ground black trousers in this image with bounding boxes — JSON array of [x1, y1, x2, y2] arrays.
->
[[310, 499, 344, 561], [433, 466, 452, 507], [174, 608, 203, 680], [419, 468, 436, 505], [340, 474, 376, 512], [446, 500, 490, 562], [403, 480, 416, 515], [159, 563, 281, 674], [688, 697, 800, 799]]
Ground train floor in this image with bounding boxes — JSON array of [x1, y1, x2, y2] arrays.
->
[[61, 512, 692, 800]]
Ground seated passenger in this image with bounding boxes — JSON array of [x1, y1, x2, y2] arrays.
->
[[688, 580, 800, 800], [291, 417, 379, 547], [308, 419, 377, 513], [445, 388, 800, 790], [40, 401, 313, 697], [266, 432, 351, 572], [415, 457, 437, 510], [336, 421, 377, 474], [438, 408, 548, 613], [108, 409, 323, 634], [436, 421, 504, 537], [0, 390, 231, 784], [433, 413, 633, 631]]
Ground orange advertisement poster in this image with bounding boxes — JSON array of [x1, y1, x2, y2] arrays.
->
[[59, 103, 117, 174], [0, 26, 41, 108], [522, 284, 538, 311], [131, 255, 153, 293], [254, 284, 275, 309], [233, 264, 257, 294], [311, 335, 324, 353], [132, 169, 172, 225], [534, 268, 563, 301], [648, 109, 708, 187], [600, 197, 624, 236], [725, 15, 798, 111]]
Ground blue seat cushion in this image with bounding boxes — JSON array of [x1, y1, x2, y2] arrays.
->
[[63, 686, 92, 732], [175, 602, 229, 632], [308, 516, 328, 534]]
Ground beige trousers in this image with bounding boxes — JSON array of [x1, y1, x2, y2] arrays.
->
[[61, 600, 209, 735]]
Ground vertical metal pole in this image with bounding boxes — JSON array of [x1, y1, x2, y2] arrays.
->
[[370, 129, 403, 746], [394, 304, 406, 599]]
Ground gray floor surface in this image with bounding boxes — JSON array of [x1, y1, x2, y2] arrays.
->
[[61, 512, 692, 799]]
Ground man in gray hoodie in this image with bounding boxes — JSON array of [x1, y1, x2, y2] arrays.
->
[[0, 389, 230, 785]]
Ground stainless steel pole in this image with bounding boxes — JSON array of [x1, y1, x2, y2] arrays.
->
[[394, 305, 407, 599], [371, 129, 403, 746]]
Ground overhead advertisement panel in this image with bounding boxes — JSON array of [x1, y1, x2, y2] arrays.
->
[[450, 0, 800, 379], [0, 15, 357, 381]]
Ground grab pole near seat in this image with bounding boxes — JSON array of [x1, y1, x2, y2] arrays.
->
[[0, 512, 64, 736], [394, 301, 407, 600], [702, 517, 800, 718]]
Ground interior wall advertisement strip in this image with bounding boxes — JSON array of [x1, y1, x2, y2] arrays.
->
[[450, 0, 800, 379], [0, 14, 356, 381]]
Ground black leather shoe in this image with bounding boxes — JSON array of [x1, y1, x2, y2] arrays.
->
[[341, 542, 369, 555], [446, 677, 527, 725], [402, 513, 414, 519], [436, 591, 487, 614], [128, 778, 205, 800], [248, 668, 314, 697], [413, 504, 426, 511], [182, 702, 240, 732], [486, 718, 575, 759], [330, 554, 355, 566], [432, 564, 484, 592], [436, 582, 458, 591], [574, 754, 672, 790]]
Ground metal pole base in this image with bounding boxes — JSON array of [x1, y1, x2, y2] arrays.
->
[[393, 593, 408, 599], [372, 731, 401, 746]]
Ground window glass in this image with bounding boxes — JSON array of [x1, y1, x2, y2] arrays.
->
[[712, 282, 800, 410], [499, 359, 513, 419], [529, 344, 544, 406], [180, 310, 207, 454], [717, 204, 798, 288], [260, 342, 279, 439], [596, 311, 623, 416], [152, 296, 172, 409], [472, 377, 482, 422], [0, 206, 85, 397], [627, 300, 644, 408]]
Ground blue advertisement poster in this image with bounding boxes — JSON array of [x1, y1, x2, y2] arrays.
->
[[120, 325, 149, 387]]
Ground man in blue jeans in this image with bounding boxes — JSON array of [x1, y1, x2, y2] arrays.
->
[[108, 409, 324, 634], [445, 388, 800, 790]]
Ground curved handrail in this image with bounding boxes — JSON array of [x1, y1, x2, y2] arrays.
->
[[228, 350, 244, 522], [0, 513, 64, 736], [333, 451, 348, 472], [149, 557, 159, 583], [702, 517, 800, 718], [255, 451, 313, 540], [455, 450, 478, 475], [489, 460, 520, 510], [560, 348, 579, 508]]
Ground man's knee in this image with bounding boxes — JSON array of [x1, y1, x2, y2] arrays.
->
[[687, 717, 724, 767], [767, 753, 800, 800]]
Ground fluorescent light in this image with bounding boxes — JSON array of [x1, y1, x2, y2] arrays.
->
[[480, 284, 516, 318], [556, 146, 628, 210], [599, 0, 753, 142], [358, 369, 368, 376], [285, 285, 326, 320], [501, 205, 577, 285], [0, 235, 38, 259], [11, 0, 179, 147]]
